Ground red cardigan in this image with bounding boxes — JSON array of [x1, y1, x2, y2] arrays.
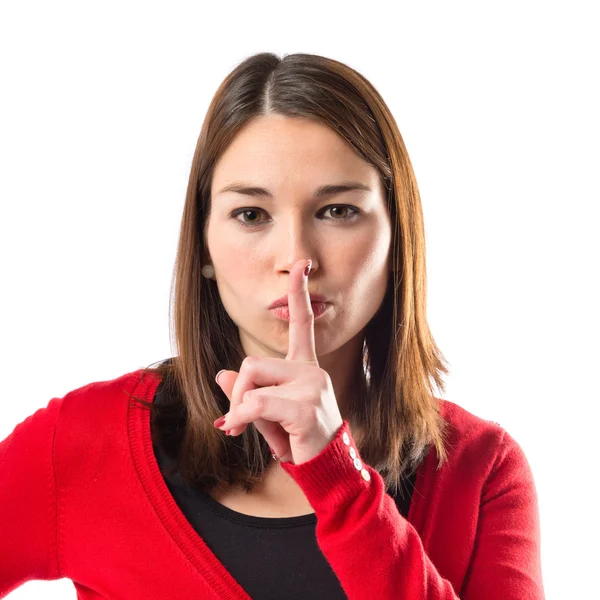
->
[[0, 368, 545, 599]]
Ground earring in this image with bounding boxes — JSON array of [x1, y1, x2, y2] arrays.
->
[[202, 264, 215, 279]]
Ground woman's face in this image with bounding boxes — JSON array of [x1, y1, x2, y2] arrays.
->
[[207, 114, 392, 362]]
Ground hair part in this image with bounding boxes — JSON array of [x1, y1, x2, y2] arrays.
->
[[129, 52, 451, 497]]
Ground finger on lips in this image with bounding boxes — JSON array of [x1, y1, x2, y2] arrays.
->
[[214, 258, 317, 437], [286, 259, 317, 364]]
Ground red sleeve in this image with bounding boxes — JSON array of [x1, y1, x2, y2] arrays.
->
[[281, 420, 545, 600], [0, 397, 63, 598]]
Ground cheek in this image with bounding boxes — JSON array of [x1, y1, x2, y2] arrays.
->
[[219, 259, 258, 296], [212, 246, 265, 302], [207, 220, 255, 274], [345, 234, 389, 275], [343, 238, 391, 314]]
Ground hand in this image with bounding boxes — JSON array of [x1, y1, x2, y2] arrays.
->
[[213, 259, 344, 465]]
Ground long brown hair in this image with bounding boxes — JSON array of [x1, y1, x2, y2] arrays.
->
[[129, 52, 450, 496]]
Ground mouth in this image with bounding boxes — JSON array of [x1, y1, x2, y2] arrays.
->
[[268, 293, 329, 309], [269, 301, 331, 321]]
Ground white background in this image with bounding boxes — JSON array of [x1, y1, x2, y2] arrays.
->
[[1, 1, 598, 598]]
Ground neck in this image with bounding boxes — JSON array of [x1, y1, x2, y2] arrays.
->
[[318, 329, 366, 418]]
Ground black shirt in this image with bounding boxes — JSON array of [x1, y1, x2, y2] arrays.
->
[[152, 378, 418, 600]]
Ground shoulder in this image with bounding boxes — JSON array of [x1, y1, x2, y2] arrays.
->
[[58, 368, 157, 418], [439, 397, 504, 439], [54, 367, 160, 461], [436, 398, 519, 479]]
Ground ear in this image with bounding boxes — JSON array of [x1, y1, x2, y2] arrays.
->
[[215, 370, 238, 400]]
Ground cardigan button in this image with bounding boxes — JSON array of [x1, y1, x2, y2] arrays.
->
[[343, 431, 350, 445], [353, 457, 363, 470], [361, 468, 371, 481], [349, 446, 356, 459]]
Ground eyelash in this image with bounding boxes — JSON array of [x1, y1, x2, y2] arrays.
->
[[229, 205, 361, 229]]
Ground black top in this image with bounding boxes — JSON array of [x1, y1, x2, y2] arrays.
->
[[152, 378, 418, 600]]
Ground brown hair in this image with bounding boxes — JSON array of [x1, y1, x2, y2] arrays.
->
[[129, 52, 450, 497]]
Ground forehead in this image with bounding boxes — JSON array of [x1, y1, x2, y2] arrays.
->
[[211, 115, 380, 193]]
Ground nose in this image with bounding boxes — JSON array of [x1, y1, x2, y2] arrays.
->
[[273, 212, 318, 274]]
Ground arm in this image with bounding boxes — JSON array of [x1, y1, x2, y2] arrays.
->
[[0, 397, 63, 598], [460, 429, 545, 598], [282, 421, 545, 599]]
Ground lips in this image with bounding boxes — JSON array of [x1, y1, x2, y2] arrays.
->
[[268, 293, 329, 309], [270, 301, 331, 321]]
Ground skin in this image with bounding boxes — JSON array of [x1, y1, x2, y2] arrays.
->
[[206, 113, 393, 420]]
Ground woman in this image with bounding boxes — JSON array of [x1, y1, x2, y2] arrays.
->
[[0, 52, 545, 599]]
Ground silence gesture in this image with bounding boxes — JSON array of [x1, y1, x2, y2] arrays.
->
[[213, 259, 344, 465]]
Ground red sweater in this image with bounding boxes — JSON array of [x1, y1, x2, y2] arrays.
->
[[0, 368, 545, 599]]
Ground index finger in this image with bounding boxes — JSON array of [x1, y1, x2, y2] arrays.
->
[[285, 259, 318, 364]]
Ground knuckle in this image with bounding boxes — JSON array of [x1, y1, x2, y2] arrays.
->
[[318, 368, 331, 390], [253, 394, 266, 412], [243, 390, 265, 411], [241, 356, 256, 371]]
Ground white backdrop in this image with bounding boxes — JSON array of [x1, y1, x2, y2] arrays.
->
[[1, 1, 597, 598]]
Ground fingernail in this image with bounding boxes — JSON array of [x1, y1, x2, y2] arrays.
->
[[304, 260, 312, 277], [213, 416, 226, 428], [215, 369, 226, 385]]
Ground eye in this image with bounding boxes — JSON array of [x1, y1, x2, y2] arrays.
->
[[231, 208, 265, 227], [229, 205, 361, 229]]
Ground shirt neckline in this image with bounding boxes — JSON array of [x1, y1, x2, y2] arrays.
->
[[191, 483, 318, 526]]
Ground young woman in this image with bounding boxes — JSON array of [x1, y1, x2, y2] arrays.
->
[[0, 52, 545, 599]]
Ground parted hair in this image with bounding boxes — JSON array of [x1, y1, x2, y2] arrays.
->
[[129, 52, 451, 497]]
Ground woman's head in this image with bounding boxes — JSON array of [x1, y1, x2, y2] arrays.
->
[[136, 52, 449, 494], [205, 114, 393, 386]]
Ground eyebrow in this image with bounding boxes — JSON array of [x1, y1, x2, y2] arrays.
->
[[215, 181, 372, 198]]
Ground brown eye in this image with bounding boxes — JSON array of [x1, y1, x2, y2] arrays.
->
[[229, 205, 360, 229], [231, 208, 266, 227], [327, 206, 350, 219], [239, 210, 262, 224]]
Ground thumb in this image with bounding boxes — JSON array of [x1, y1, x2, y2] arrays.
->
[[216, 370, 238, 399], [215, 369, 248, 437]]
